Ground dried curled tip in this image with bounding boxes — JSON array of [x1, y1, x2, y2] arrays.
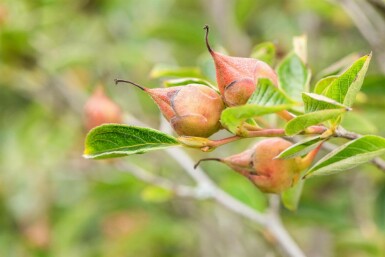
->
[[114, 79, 146, 91], [194, 157, 222, 169], [203, 24, 213, 54]]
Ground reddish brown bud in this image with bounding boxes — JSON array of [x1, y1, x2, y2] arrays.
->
[[204, 25, 278, 106], [116, 80, 225, 137], [196, 138, 320, 193], [84, 86, 123, 131]]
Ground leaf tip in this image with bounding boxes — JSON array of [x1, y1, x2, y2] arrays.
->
[[82, 153, 92, 159]]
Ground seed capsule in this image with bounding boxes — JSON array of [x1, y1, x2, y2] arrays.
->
[[115, 79, 225, 137], [196, 138, 320, 193], [204, 25, 278, 106]]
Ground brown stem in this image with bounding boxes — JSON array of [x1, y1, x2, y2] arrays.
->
[[246, 128, 286, 137], [203, 24, 214, 55], [277, 110, 295, 121], [114, 79, 146, 91], [206, 135, 242, 148], [203, 126, 328, 149], [194, 158, 222, 169], [304, 126, 328, 135]]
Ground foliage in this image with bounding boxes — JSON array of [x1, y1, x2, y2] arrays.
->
[[2, 0, 385, 256]]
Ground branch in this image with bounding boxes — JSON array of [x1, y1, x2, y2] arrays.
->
[[158, 116, 306, 257]]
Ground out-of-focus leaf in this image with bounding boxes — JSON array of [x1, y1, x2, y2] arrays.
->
[[316, 52, 360, 79], [321, 54, 372, 107], [281, 177, 305, 211], [83, 124, 180, 159], [150, 65, 202, 79], [341, 112, 378, 134], [163, 77, 218, 91], [375, 185, 385, 232], [293, 34, 307, 64], [285, 109, 348, 136], [250, 42, 276, 65], [163, 77, 213, 87], [276, 136, 324, 159], [277, 52, 309, 102], [141, 186, 173, 203], [314, 76, 338, 95], [305, 135, 385, 177]]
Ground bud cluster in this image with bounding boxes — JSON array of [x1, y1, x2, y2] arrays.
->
[[114, 26, 278, 138]]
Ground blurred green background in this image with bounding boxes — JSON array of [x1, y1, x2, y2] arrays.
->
[[1, 0, 385, 256]]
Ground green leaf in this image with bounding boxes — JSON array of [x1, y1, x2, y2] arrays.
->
[[303, 92, 350, 113], [221, 78, 295, 134], [305, 135, 385, 177], [221, 104, 291, 134], [163, 77, 213, 87], [250, 42, 276, 65], [83, 124, 180, 159], [281, 177, 305, 211], [277, 136, 324, 159], [322, 53, 372, 107], [277, 52, 309, 102], [285, 109, 347, 136], [150, 65, 202, 79], [247, 78, 295, 105], [141, 186, 173, 203], [163, 77, 218, 91], [314, 76, 338, 95]]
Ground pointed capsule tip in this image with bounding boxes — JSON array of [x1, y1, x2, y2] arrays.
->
[[203, 24, 214, 55], [114, 79, 146, 91], [194, 157, 222, 169]]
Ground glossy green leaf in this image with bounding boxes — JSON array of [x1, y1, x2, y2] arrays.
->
[[314, 76, 338, 95], [281, 176, 305, 211], [83, 124, 180, 159], [150, 65, 202, 79], [277, 136, 324, 159], [250, 42, 276, 65], [221, 104, 292, 134], [305, 135, 385, 177], [247, 78, 295, 105], [303, 93, 350, 113], [322, 53, 372, 107], [277, 52, 309, 102], [285, 109, 347, 136]]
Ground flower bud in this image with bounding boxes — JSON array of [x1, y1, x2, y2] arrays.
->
[[204, 25, 278, 106], [196, 138, 320, 193], [84, 86, 123, 131], [115, 80, 225, 137]]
